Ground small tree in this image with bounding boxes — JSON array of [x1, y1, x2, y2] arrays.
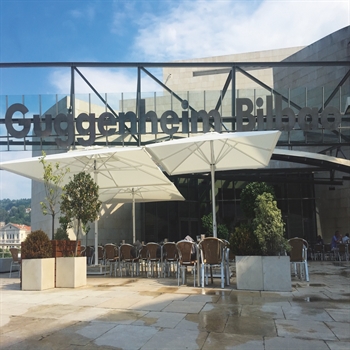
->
[[60, 172, 101, 256], [40, 152, 69, 239], [252, 192, 289, 255], [201, 213, 229, 240], [240, 182, 275, 220]]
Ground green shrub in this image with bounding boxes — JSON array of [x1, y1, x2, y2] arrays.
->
[[21, 230, 52, 259], [252, 192, 290, 256], [229, 223, 261, 256], [54, 228, 70, 240], [201, 213, 229, 240]]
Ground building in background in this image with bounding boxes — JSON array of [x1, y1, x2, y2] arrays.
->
[[1, 26, 349, 246], [0, 223, 31, 248]]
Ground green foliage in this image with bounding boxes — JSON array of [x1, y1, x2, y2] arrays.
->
[[21, 230, 52, 259], [229, 223, 261, 256], [201, 213, 229, 240], [240, 182, 275, 219], [54, 227, 70, 240], [252, 192, 290, 256], [230, 182, 289, 256], [60, 172, 101, 256], [40, 151, 69, 239], [0, 199, 31, 225], [0, 248, 12, 258]]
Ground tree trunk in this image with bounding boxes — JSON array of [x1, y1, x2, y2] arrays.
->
[[74, 220, 80, 257], [51, 213, 55, 240]]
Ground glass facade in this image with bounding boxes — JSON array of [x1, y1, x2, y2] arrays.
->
[[143, 174, 317, 244]]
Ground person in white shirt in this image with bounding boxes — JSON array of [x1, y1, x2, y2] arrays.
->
[[342, 233, 349, 243]]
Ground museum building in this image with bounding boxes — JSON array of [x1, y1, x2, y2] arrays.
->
[[1, 26, 349, 245]]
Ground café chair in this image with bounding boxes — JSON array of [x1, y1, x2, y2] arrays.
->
[[9, 247, 21, 277], [145, 242, 162, 278], [119, 243, 139, 277], [162, 242, 178, 277], [288, 237, 309, 282], [104, 243, 119, 276], [199, 237, 226, 289], [176, 240, 197, 287]]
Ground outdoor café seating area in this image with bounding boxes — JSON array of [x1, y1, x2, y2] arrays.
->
[[309, 243, 349, 262], [80, 237, 231, 289]]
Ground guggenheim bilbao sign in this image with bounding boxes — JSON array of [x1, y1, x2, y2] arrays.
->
[[4, 95, 343, 148]]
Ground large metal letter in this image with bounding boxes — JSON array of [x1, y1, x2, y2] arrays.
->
[[5, 103, 30, 138], [77, 113, 96, 146]]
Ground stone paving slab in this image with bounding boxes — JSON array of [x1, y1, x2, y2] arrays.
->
[[0, 261, 349, 349]]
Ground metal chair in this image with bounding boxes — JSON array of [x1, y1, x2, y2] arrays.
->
[[104, 243, 119, 276], [138, 244, 148, 275], [176, 240, 197, 287], [336, 243, 349, 261], [199, 237, 226, 289], [312, 244, 324, 261], [162, 242, 178, 277], [119, 244, 139, 277], [288, 237, 309, 282], [97, 245, 105, 266], [9, 248, 21, 277], [145, 242, 162, 278], [84, 246, 95, 265]]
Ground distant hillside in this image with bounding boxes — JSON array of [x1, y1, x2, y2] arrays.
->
[[0, 198, 31, 226]]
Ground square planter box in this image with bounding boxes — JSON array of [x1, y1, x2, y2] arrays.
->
[[22, 258, 55, 291], [236, 255, 291, 292], [56, 256, 87, 288]]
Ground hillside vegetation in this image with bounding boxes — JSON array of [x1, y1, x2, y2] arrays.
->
[[0, 198, 31, 226]]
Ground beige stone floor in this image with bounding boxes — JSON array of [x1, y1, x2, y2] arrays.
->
[[0, 261, 349, 349]]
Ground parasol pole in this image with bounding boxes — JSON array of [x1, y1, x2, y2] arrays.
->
[[94, 160, 99, 265], [132, 188, 136, 243], [210, 141, 217, 238]]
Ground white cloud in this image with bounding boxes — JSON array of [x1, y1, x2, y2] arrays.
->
[[49, 68, 162, 94], [132, 0, 350, 61], [0, 151, 32, 200]]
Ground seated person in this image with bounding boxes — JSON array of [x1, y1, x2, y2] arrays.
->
[[342, 233, 349, 244], [316, 235, 324, 245], [331, 231, 341, 250]]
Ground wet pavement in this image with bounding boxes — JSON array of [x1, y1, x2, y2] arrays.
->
[[0, 261, 349, 349]]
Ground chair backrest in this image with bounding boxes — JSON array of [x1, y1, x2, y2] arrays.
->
[[104, 244, 118, 260], [80, 245, 86, 256], [163, 242, 178, 261], [98, 246, 104, 260], [199, 237, 224, 265], [324, 243, 332, 253], [146, 242, 161, 260], [10, 248, 20, 262], [288, 238, 307, 262], [85, 246, 94, 258], [313, 244, 323, 253], [139, 245, 147, 259], [176, 240, 196, 264], [338, 243, 347, 253], [120, 244, 138, 260]]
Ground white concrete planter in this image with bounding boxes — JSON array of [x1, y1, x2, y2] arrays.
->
[[236, 255, 291, 292], [56, 256, 87, 288], [22, 258, 55, 291]]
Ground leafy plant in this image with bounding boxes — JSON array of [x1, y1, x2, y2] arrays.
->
[[240, 182, 275, 220], [60, 172, 101, 256], [230, 182, 289, 256], [229, 223, 261, 256], [201, 213, 229, 240], [21, 230, 52, 259], [252, 192, 290, 256], [54, 228, 70, 240], [40, 152, 69, 239]]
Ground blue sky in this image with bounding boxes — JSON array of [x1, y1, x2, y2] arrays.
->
[[0, 0, 349, 199]]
